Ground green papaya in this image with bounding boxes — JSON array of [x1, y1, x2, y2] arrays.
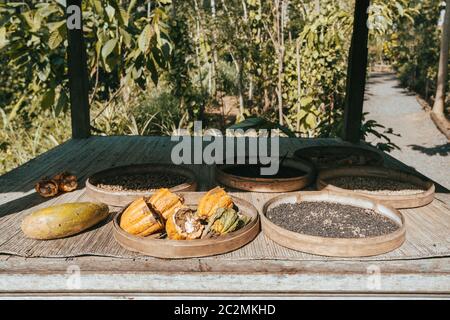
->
[[21, 202, 109, 240]]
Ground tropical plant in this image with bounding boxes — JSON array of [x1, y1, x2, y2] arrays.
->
[[387, 0, 449, 108], [0, 0, 172, 124]]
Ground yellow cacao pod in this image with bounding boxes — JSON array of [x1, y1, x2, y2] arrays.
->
[[148, 188, 184, 220], [120, 198, 164, 236], [21, 202, 109, 240], [197, 187, 233, 220], [166, 206, 204, 240]]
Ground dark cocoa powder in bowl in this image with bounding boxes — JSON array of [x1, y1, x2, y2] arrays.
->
[[223, 164, 306, 179], [94, 172, 188, 192], [266, 202, 399, 238]]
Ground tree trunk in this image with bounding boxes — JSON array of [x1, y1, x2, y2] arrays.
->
[[210, 0, 218, 96], [296, 39, 302, 131], [231, 53, 245, 116], [248, 76, 253, 103], [275, 0, 285, 126], [432, 0, 450, 116], [263, 87, 271, 112]]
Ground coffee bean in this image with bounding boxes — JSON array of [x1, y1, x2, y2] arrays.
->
[[95, 172, 188, 192], [224, 164, 306, 179], [326, 176, 424, 195], [267, 202, 400, 238]]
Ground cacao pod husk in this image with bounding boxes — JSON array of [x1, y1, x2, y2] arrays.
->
[[148, 188, 184, 220], [120, 198, 164, 236], [197, 187, 233, 219], [202, 207, 251, 238]]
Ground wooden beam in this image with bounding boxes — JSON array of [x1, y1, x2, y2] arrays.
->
[[66, 0, 90, 139], [342, 0, 370, 143]]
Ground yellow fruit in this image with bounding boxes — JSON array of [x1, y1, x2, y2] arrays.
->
[[148, 188, 184, 220], [21, 202, 109, 240], [197, 187, 233, 220], [120, 198, 164, 236]]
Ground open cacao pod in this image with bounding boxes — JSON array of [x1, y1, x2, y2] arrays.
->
[[148, 188, 184, 220], [166, 206, 204, 240], [197, 187, 233, 220], [120, 197, 164, 236], [202, 207, 251, 238]]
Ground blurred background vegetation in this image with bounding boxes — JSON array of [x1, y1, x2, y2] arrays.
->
[[0, 0, 448, 174]]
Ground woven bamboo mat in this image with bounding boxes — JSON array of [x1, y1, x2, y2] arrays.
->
[[0, 189, 449, 261]]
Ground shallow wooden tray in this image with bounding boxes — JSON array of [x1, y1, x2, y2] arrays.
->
[[215, 158, 315, 192], [294, 145, 384, 170], [316, 166, 435, 209], [113, 194, 260, 258], [86, 164, 198, 207], [261, 191, 406, 257]]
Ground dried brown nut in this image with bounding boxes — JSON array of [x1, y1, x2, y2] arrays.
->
[[53, 172, 78, 193], [35, 178, 59, 198]]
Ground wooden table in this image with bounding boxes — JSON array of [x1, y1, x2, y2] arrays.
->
[[1, 136, 449, 298]]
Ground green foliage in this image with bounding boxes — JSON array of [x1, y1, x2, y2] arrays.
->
[[0, 0, 173, 173], [360, 113, 400, 152], [284, 2, 353, 137], [380, 0, 449, 104], [0, 0, 171, 116], [0, 108, 71, 173]]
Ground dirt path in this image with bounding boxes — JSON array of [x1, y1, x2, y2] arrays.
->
[[364, 73, 450, 189]]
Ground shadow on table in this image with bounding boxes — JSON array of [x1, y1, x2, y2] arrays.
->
[[408, 143, 450, 157]]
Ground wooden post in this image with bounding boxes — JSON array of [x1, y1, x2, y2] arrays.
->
[[342, 0, 370, 143], [66, 0, 90, 139]]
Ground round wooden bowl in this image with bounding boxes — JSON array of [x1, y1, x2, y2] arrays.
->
[[113, 194, 260, 258], [215, 158, 315, 192], [294, 145, 384, 170], [316, 166, 435, 209], [261, 191, 406, 257], [86, 164, 198, 207]]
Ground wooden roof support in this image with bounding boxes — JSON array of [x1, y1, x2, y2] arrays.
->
[[342, 0, 370, 143], [66, 0, 90, 139]]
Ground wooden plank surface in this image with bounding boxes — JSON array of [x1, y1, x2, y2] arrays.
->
[[0, 136, 448, 296], [0, 256, 449, 296]]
